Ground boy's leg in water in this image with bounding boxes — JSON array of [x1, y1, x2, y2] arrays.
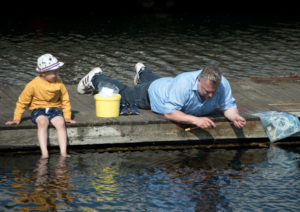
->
[[36, 116, 50, 158], [51, 116, 70, 157]]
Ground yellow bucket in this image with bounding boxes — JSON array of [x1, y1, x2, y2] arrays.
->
[[94, 94, 121, 118]]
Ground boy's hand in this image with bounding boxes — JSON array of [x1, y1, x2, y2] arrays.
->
[[5, 120, 21, 125], [65, 119, 76, 124]]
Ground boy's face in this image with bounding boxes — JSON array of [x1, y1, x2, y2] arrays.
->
[[41, 69, 59, 82]]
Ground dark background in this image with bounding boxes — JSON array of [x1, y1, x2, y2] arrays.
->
[[2, 1, 299, 22]]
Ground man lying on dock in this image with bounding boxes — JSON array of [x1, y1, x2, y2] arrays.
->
[[77, 63, 246, 129]]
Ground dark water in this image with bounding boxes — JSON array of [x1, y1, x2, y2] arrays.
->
[[1, 14, 300, 211], [0, 146, 300, 211], [0, 14, 299, 86]]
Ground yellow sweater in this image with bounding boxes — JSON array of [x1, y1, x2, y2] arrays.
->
[[14, 76, 72, 120]]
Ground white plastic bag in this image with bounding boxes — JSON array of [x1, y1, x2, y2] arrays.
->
[[97, 82, 119, 97]]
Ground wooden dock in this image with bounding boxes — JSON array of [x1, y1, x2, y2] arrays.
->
[[0, 79, 300, 151]]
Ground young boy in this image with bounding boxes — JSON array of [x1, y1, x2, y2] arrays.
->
[[5, 53, 76, 158]]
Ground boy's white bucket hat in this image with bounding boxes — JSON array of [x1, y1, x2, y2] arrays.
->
[[36, 53, 64, 72]]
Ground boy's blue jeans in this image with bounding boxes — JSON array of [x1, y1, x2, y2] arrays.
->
[[91, 68, 160, 109]]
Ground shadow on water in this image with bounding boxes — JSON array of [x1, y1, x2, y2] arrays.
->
[[1, 145, 300, 211]]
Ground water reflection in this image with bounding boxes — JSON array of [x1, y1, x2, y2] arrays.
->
[[227, 145, 300, 211], [160, 149, 261, 211], [165, 167, 234, 211], [92, 167, 119, 202], [11, 156, 74, 211], [1, 146, 300, 211]]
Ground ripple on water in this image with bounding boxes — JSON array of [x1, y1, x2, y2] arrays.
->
[[0, 146, 300, 211], [0, 17, 300, 85]]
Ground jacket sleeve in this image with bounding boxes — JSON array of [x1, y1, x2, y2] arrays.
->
[[13, 84, 34, 120], [60, 83, 72, 120]]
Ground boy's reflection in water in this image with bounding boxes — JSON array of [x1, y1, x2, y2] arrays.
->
[[13, 156, 74, 211], [34, 158, 49, 188]]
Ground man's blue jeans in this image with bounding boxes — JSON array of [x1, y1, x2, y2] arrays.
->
[[91, 68, 160, 109]]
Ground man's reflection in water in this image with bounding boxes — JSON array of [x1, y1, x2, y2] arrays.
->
[[163, 149, 265, 211], [12, 156, 74, 211]]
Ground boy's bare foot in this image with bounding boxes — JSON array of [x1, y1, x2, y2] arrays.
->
[[41, 154, 49, 159], [61, 153, 71, 158]]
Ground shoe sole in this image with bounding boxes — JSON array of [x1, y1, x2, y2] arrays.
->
[[133, 63, 145, 85], [77, 67, 102, 94], [133, 74, 139, 86]]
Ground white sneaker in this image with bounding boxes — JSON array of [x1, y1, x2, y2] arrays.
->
[[134, 62, 146, 85], [77, 67, 102, 94]]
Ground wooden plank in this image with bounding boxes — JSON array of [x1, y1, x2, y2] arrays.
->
[[251, 76, 300, 82], [278, 109, 300, 112], [1, 81, 300, 150], [262, 82, 300, 102], [268, 103, 300, 106]]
